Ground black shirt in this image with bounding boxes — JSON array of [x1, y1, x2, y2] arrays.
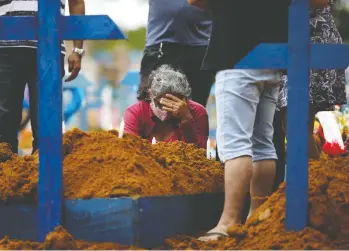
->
[[202, 0, 292, 72]]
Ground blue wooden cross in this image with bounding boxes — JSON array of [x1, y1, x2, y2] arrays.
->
[[237, 0, 349, 231], [1, 0, 348, 242], [0, 0, 125, 241]]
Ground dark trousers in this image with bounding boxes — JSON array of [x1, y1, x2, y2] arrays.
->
[[0, 48, 64, 154], [0, 48, 39, 154], [139, 43, 214, 107]]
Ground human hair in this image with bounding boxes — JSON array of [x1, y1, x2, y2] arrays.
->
[[137, 65, 191, 101]]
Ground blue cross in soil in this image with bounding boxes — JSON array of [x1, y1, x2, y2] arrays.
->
[[0, 0, 125, 241], [235, 0, 349, 232], [0, 0, 348, 241]]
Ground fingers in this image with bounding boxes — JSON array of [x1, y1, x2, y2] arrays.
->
[[65, 68, 79, 82], [160, 98, 173, 107], [68, 59, 74, 73], [162, 105, 179, 117], [65, 61, 81, 82], [165, 94, 183, 102], [162, 106, 174, 112]]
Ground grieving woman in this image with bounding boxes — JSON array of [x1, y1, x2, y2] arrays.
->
[[124, 65, 209, 149]]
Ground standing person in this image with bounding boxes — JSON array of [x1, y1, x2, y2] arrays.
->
[[138, 0, 213, 108], [277, 0, 347, 160], [189, 0, 329, 241], [0, 0, 85, 154]]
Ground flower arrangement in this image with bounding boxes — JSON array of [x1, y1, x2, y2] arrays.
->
[[314, 107, 349, 157]]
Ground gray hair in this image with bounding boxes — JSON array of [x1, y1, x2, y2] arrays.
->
[[148, 65, 191, 99]]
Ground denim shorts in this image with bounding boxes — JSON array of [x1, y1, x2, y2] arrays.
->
[[215, 69, 282, 163]]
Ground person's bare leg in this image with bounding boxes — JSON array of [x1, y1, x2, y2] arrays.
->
[[247, 159, 276, 219], [198, 156, 252, 241], [247, 84, 279, 219], [281, 105, 319, 160]]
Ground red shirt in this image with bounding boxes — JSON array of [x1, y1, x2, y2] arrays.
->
[[124, 100, 209, 149]]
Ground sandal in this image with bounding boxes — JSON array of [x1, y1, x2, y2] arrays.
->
[[198, 231, 228, 242]]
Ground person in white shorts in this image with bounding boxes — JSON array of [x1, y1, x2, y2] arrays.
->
[[189, 0, 291, 241]]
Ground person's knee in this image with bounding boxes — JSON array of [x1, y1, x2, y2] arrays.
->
[[217, 135, 253, 163], [252, 130, 277, 162]]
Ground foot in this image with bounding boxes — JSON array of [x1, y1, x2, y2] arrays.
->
[[198, 227, 229, 242]]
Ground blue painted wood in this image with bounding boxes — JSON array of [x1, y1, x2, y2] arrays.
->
[[37, 0, 63, 242], [1, 16, 348, 67], [0, 204, 37, 241], [0, 0, 347, 241], [236, 44, 349, 69], [0, 194, 223, 247], [138, 193, 224, 248], [236, 44, 288, 69], [0, 17, 36, 39], [64, 199, 138, 245], [285, 0, 310, 231], [61, 15, 126, 40], [0, 15, 126, 41]]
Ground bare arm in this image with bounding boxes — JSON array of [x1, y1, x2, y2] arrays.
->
[[68, 0, 85, 49], [65, 0, 85, 82]]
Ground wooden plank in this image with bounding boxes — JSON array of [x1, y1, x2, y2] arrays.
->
[[37, 0, 63, 242], [0, 17, 35, 39], [235, 44, 288, 69], [0, 194, 224, 247], [0, 204, 37, 241], [285, 0, 310, 231], [64, 198, 137, 245], [237, 44, 349, 70], [0, 15, 126, 41], [61, 15, 126, 40], [137, 193, 224, 248]]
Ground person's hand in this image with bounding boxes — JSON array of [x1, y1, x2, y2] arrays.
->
[[65, 52, 81, 82], [160, 94, 193, 121]]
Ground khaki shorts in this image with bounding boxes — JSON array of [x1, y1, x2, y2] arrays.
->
[[215, 69, 281, 163]]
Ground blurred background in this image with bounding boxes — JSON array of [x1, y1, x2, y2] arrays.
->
[[19, 0, 349, 154]]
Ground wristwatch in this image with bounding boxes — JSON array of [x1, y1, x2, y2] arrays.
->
[[72, 48, 85, 57]]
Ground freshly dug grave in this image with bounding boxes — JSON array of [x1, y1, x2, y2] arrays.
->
[[0, 226, 139, 250], [163, 155, 349, 250], [4, 151, 349, 251], [0, 129, 223, 202], [4, 129, 349, 250]]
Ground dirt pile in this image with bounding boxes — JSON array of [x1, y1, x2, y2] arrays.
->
[[0, 143, 38, 203], [163, 155, 349, 250], [0, 226, 138, 250], [0, 143, 12, 163], [0, 129, 223, 202]]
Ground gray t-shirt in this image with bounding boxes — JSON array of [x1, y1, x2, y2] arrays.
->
[[145, 0, 212, 47]]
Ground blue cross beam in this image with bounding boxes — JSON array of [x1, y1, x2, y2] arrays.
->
[[236, 0, 349, 232], [0, 0, 126, 241], [1, 0, 348, 243]]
